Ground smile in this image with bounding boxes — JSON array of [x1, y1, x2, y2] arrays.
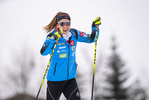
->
[[63, 29, 68, 32]]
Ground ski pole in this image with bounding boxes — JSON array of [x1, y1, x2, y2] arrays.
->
[[91, 25, 98, 100], [36, 28, 60, 100]]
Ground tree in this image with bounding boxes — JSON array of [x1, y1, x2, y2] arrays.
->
[[76, 69, 86, 100], [102, 35, 129, 100], [5, 44, 36, 96], [79, 43, 104, 100], [129, 79, 148, 100]]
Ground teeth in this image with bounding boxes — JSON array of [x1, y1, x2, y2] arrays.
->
[[63, 30, 68, 32]]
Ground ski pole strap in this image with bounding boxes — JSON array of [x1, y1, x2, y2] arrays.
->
[[96, 25, 99, 31]]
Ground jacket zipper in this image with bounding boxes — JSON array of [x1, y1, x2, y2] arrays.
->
[[67, 38, 71, 80], [53, 63, 57, 75], [67, 45, 70, 80]]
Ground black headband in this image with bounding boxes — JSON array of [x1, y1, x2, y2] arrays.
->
[[57, 13, 71, 23]]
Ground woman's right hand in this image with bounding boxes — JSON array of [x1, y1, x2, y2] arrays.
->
[[51, 28, 63, 40]]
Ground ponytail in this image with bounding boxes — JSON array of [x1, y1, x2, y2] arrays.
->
[[44, 12, 62, 33]]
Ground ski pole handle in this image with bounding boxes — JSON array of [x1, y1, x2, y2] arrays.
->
[[55, 28, 63, 43]]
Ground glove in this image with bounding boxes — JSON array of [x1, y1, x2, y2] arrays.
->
[[92, 16, 101, 27], [51, 28, 63, 40]]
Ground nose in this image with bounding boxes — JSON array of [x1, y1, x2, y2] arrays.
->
[[63, 23, 67, 26], [63, 24, 68, 27]]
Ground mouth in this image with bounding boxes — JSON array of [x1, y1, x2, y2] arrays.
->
[[63, 29, 68, 32]]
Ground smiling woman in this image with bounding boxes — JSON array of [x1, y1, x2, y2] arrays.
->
[[57, 19, 71, 35], [40, 12, 101, 100], [44, 12, 71, 35]]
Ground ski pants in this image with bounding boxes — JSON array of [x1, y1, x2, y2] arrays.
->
[[46, 78, 81, 100]]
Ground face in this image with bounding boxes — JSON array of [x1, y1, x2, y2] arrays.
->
[[57, 19, 71, 35]]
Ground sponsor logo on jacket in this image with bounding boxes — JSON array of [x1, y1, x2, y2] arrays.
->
[[59, 46, 66, 49], [59, 53, 67, 58], [57, 42, 65, 45], [80, 31, 84, 37], [72, 46, 75, 51], [80, 31, 87, 37]]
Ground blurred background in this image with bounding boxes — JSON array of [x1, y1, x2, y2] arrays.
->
[[0, 0, 149, 100]]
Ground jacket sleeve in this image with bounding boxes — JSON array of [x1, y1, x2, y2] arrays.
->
[[77, 27, 100, 43], [40, 31, 56, 56]]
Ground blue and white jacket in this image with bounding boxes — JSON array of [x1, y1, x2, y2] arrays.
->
[[40, 27, 100, 81]]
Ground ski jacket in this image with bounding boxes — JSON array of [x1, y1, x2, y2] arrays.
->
[[40, 27, 100, 81]]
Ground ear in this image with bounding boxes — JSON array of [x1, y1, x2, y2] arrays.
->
[[56, 23, 59, 28]]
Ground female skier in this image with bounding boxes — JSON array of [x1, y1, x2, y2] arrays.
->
[[40, 12, 101, 100]]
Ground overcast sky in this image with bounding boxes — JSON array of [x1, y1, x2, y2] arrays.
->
[[0, 0, 149, 99]]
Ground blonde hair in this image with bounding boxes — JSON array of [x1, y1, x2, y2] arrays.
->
[[44, 12, 62, 33]]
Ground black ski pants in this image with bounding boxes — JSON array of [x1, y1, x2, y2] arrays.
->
[[46, 78, 81, 100]]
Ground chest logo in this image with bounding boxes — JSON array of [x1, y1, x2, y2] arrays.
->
[[70, 40, 75, 46]]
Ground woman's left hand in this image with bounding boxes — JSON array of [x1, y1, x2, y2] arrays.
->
[[92, 16, 101, 27]]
